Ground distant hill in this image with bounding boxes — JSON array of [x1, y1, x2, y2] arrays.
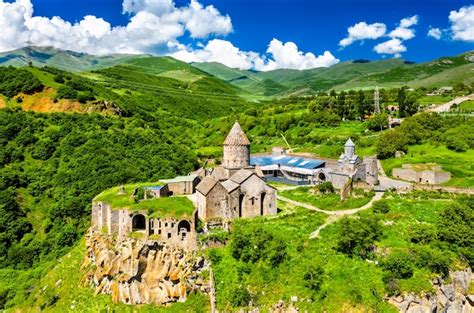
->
[[1, 46, 473, 97], [0, 46, 143, 72], [193, 53, 474, 95]]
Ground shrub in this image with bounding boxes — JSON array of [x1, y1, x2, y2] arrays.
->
[[336, 215, 383, 259], [304, 265, 324, 292], [382, 252, 414, 279], [229, 287, 250, 307], [410, 224, 437, 244], [372, 200, 390, 214], [317, 181, 335, 194]]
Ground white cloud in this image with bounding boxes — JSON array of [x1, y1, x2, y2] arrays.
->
[[449, 5, 474, 42], [172, 39, 262, 70], [427, 27, 442, 40], [172, 38, 339, 71], [0, 0, 232, 55], [389, 15, 418, 40], [339, 22, 386, 47], [373, 39, 406, 58], [262, 39, 339, 71]]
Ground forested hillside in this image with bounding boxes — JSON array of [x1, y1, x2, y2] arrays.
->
[[0, 48, 473, 311]]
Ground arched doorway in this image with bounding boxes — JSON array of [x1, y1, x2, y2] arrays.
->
[[239, 194, 244, 217], [177, 220, 191, 240], [132, 214, 146, 231], [318, 172, 326, 181], [260, 193, 266, 216]]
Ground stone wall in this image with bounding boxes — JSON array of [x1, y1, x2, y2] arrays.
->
[[329, 172, 351, 189], [393, 166, 451, 185], [92, 201, 197, 251], [167, 179, 199, 195]]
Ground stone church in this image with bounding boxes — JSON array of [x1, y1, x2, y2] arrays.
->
[[194, 122, 277, 221]]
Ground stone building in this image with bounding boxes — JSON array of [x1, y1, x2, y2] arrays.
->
[[194, 121, 277, 221], [195, 169, 277, 221], [326, 139, 379, 189], [161, 175, 201, 195], [91, 201, 197, 250], [392, 164, 451, 185]]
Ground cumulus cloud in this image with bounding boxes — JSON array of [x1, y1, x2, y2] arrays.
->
[[373, 39, 406, 58], [427, 27, 442, 40], [172, 38, 339, 71], [389, 15, 418, 40], [262, 39, 339, 71], [449, 5, 474, 42], [0, 0, 233, 55], [339, 22, 386, 47]]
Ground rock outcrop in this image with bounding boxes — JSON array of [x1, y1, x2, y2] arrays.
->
[[81, 232, 210, 305], [388, 268, 473, 312]]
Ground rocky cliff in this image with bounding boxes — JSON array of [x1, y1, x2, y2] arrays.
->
[[81, 232, 210, 305], [388, 268, 474, 312]]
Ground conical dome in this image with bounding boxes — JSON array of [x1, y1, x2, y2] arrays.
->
[[345, 138, 355, 147], [224, 122, 250, 146]]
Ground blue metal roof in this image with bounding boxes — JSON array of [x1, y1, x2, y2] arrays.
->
[[250, 155, 325, 169], [144, 185, 163, 191]]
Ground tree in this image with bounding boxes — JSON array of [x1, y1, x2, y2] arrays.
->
[[367, 113, 389, 132], [336, 215, 383, 259]]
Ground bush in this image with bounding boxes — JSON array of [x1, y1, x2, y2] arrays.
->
[[230, 226, 287, 266], [304, 265, 324, 292], [445, 137, 468, 152], [410, 224, 437, 244], [382, 252, 414, 279], [336, 215, 383, 259], [372, 200, 390, 214], [229, 287, 250, 307], [317, 181, 334, 194]]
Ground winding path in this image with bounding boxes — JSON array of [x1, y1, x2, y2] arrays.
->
[[277, 191, 385, 239], [426, 94, 474, 113]]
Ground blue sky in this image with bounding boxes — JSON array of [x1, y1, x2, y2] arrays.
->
[[1, 0, 473, 70]]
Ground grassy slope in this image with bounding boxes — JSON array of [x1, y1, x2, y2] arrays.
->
[[280, 187, 374, 211], [210, 191, 467, 311], [381, 143, 474, 187], [337, 52, 474, 91]]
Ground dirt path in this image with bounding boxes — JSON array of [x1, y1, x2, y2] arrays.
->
[[426, 94, 474, 113], [277, 191, 385, 239]]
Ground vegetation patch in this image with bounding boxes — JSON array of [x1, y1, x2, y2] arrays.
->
[[94, 184, 195, 219], [280, 186, 374, 211]]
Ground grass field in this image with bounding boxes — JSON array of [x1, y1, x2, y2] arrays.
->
[[381, 143, 474, 188], [280, 187, 374, 211]]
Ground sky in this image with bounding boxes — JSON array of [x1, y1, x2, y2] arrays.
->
[[0, 0, 473, 71]]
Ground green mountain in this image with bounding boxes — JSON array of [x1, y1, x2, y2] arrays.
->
[[0, 46, 142, 72], [193, 53, 474, 95], [1, 47, 472, 97]]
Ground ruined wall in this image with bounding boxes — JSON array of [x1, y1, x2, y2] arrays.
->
[[329, 172, 351, 189], [167, 179, 199, 195], [393, 167, 451, 184], [148, 216, 197, 251]]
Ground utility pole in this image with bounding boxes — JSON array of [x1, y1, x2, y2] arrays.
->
[[374, 86, 380, 114]]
